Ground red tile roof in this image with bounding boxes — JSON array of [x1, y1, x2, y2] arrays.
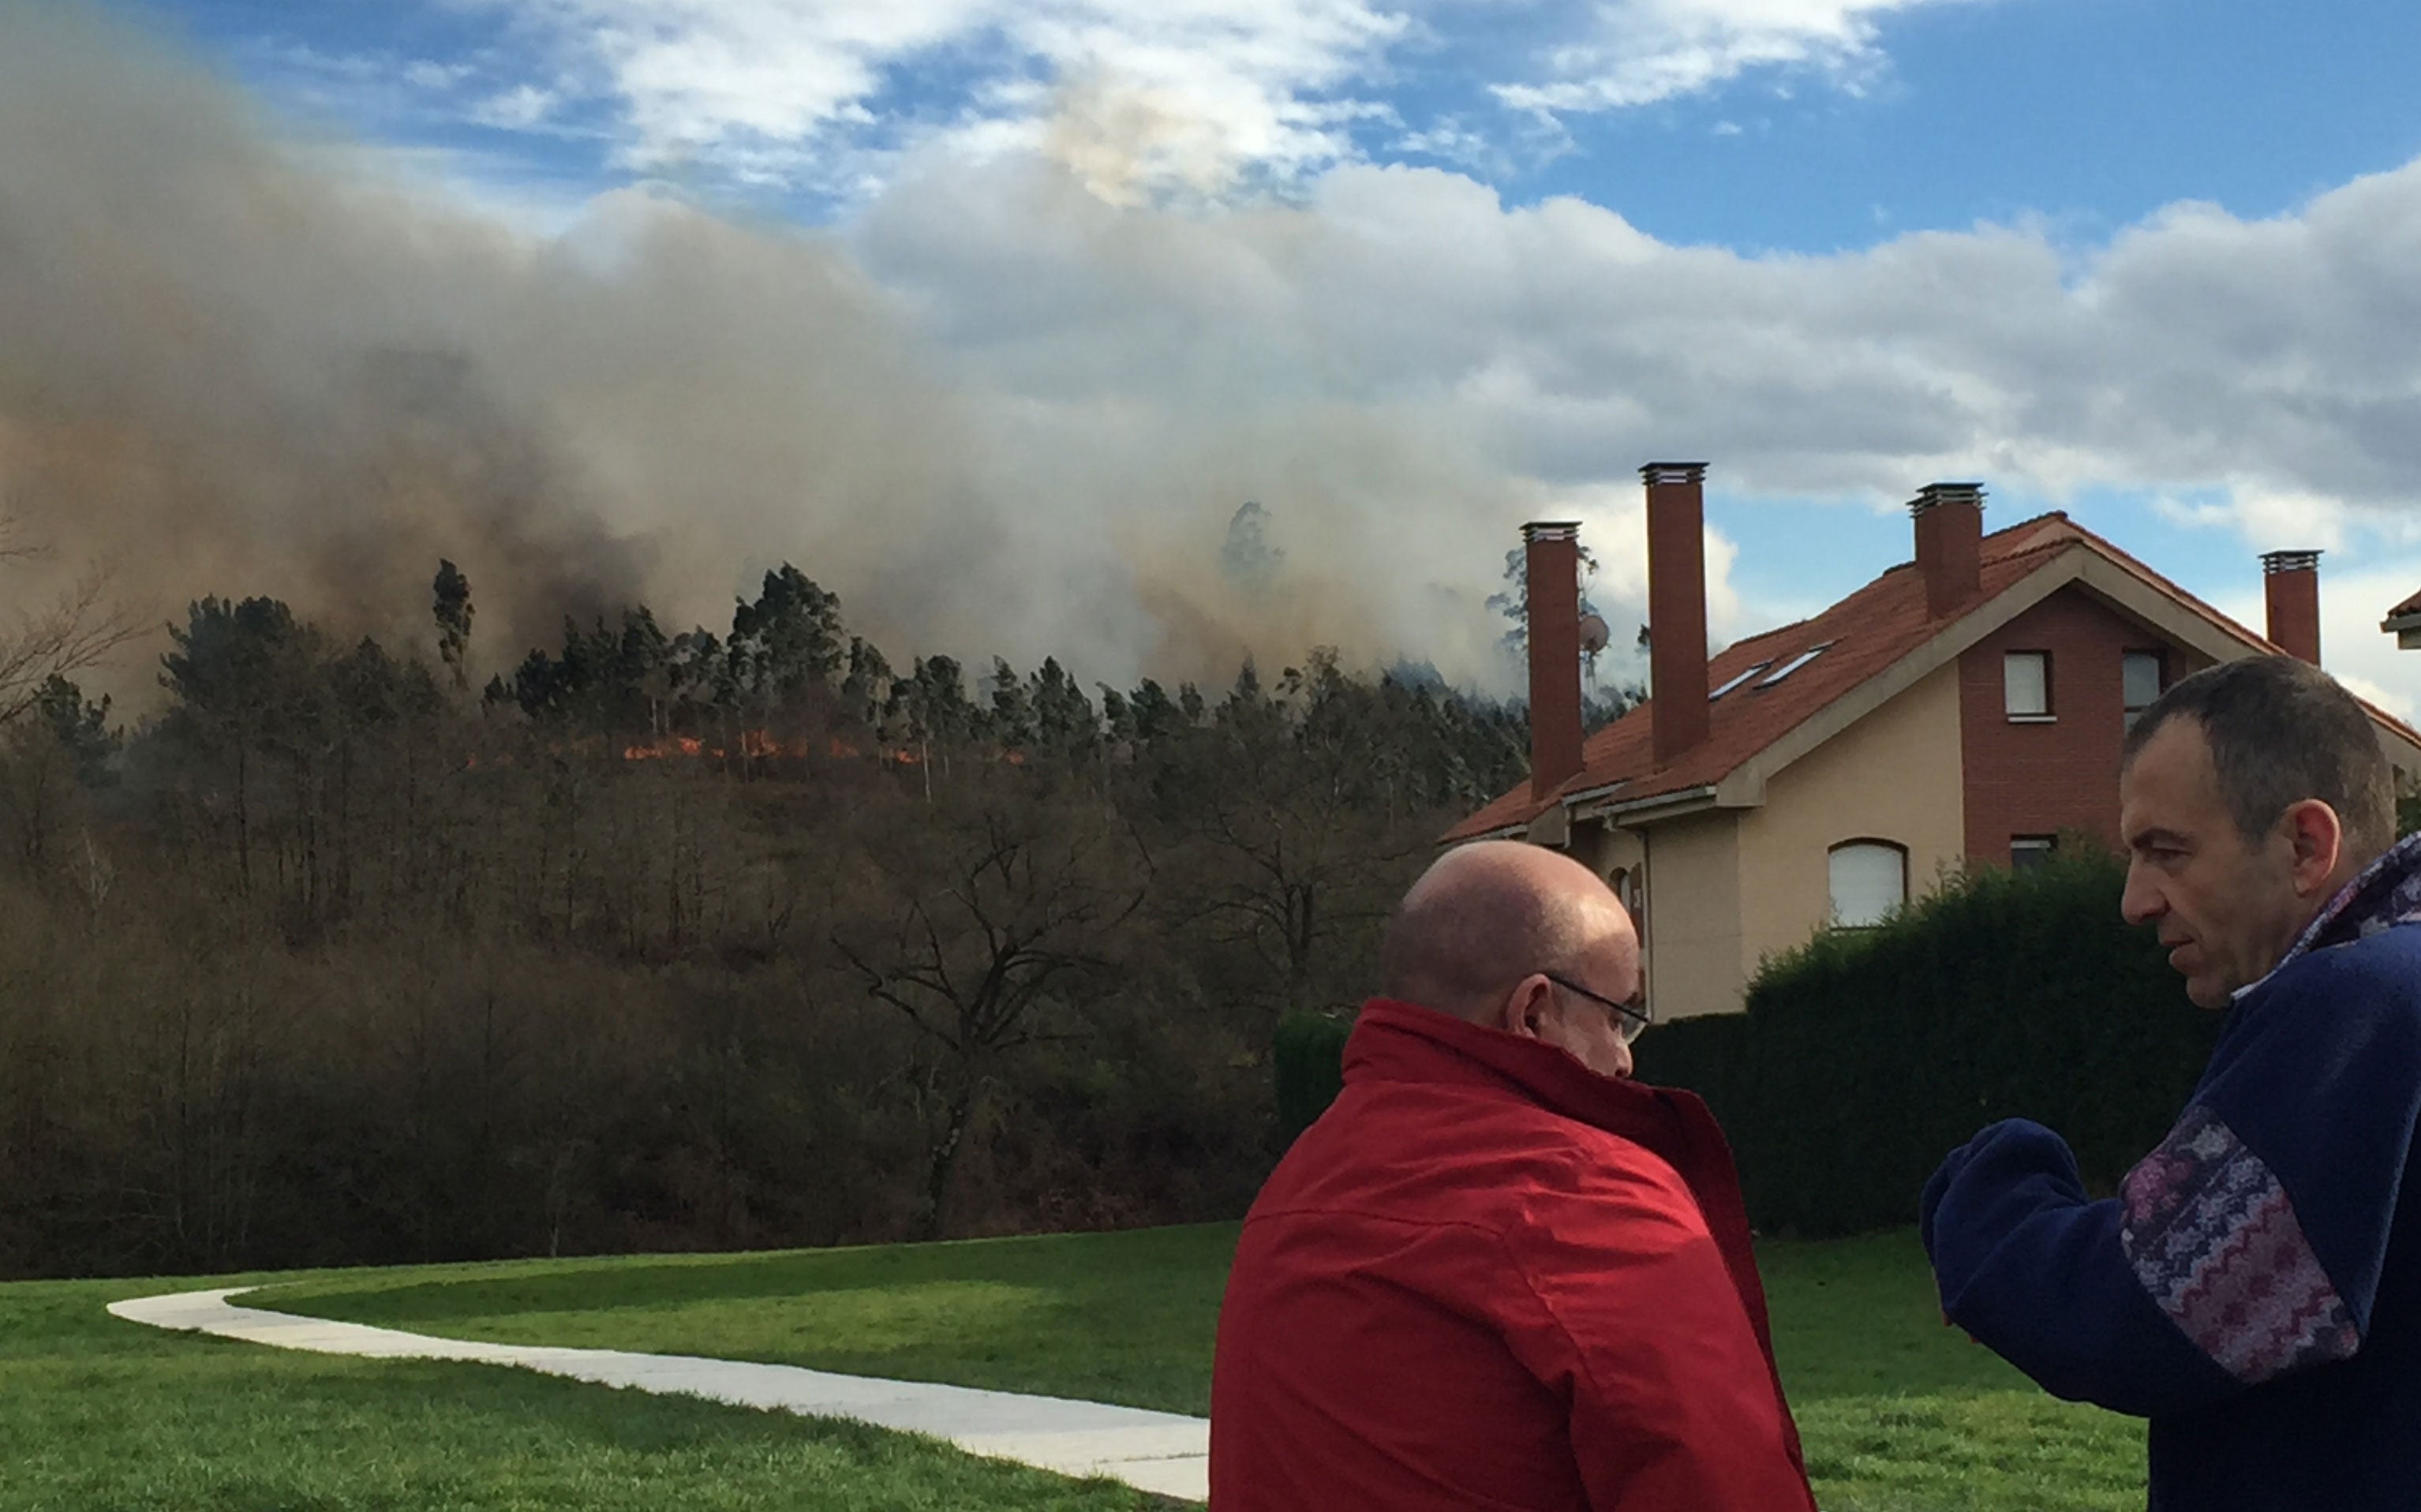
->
[[1449, 511, 2415, 842], [2385, 588, 2421, 623]]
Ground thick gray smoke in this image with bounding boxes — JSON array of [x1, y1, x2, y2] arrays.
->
[[19, 0, 2421, 716], [0, 2, 1564, 709]]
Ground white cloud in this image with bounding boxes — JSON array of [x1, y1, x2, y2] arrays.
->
[[1493, 0, 1978, 117], [1390, 115, 1511, 178], [404, 58, 475, 92], [470, 83, 562, 130], [844, 145, 2421, 698], [462, 0, 2002, 197], [2153, 485, 2347, 553], [494, 0, 1414, 195]]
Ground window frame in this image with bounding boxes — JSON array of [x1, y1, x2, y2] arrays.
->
[[1757, 642, 1835, 689], [2122, 649, 2165, 729], [2004, 649, 2054, 722], [1708, 662, 1772, 700], [1827, 838, 1910, 930], [2011, 834, 2057, 870]]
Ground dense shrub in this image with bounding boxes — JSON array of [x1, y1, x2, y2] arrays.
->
[[1630, 1012, 1754, 1134], [1264, 848, 2225, 1238], [1659, 845, 2221, 1236], [1273, 1009, 1356, 1141]]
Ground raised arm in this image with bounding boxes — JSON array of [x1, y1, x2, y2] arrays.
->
[[1924, 948, 2421, 1417]]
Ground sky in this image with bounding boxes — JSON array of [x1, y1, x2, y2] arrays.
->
[[15, 0, 2421, 713]]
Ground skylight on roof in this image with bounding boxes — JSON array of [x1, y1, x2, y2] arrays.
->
[[1708, 663, 1772, 700], [1757, 642, 1835, 687]]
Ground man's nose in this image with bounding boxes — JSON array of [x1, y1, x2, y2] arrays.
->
[[2120, 863, 2163, 927]]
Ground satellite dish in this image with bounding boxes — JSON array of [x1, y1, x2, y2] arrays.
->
[[1577, 613, 1611, 655]]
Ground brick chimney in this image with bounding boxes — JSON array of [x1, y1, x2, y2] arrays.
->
[[1524, 522, 1586, 802], [2262, 549, 2323, 664], [1911, 481, 1984, 618], [1645, 462, 1710, 766]]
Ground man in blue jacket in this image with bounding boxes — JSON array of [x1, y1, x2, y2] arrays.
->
[[1922, 654, 2421, 1510]]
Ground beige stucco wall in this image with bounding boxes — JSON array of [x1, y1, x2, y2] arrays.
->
[[1569, 821, 1644, 895], [1631, 808, 1745, 1022], [1559, 663, 1963, 1020], [1732, 661, 1967, 994]]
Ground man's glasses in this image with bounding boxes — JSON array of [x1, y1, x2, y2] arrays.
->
[[1542, 972, 1653, 1045]]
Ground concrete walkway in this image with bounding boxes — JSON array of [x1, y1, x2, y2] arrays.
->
[[109, 1288, 1209, 1501]]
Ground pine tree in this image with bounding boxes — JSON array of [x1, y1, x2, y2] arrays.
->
[[432, 560, 474, 691]]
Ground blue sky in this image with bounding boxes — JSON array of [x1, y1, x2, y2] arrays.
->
[[147, 0, 2421, 245], [34, 0, 2421, 707]]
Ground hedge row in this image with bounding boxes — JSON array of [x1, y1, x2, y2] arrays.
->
[[1271, 846, 2223, 1237], [1649, 845, 2221, 1235], [1273, 1009, 1355, 1142]]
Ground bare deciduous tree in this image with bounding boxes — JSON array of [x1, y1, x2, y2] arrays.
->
[[0, 516, 140, 728], [836, 788, 1148, 1237]]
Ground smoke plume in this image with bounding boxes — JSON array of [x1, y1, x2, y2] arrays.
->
[[0, 2, 1574, 710]]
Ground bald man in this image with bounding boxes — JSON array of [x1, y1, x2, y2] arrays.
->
[[1208, 842, 1816, 1512]]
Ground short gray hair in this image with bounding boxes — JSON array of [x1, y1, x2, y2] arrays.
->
[[2124, 656, 2395, 863]]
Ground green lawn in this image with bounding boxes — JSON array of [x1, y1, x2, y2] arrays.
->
[[0, 1270, 1181, 1512], [9, 1226, 2144, 1510], [256, 1223, 1233, 1417], [250, 1225, 2148, 1510]]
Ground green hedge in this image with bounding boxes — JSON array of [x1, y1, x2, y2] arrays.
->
[[1652, 845, 2221, 1236], [1267, 847, 2223, 1237], [1273, 1009, 1356, 1142]]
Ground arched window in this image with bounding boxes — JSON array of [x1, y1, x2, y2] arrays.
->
[[1828, 841, 1908, 929], [1610, 866, 1641, 923]]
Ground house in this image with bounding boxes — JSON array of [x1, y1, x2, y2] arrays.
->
[[2383, 588, 2421, 649], [1449, 464, 2421, 1020]]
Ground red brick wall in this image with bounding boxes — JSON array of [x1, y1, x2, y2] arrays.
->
[[1959, 587, 2213, 864]]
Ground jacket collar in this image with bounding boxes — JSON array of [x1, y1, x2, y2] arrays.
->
[[2240, 832, 2421, 1001], [1346, 996, 1698, 1150], [1344, 997, 1754, 1291]]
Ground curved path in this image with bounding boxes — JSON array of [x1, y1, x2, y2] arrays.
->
[[109, 1288, 1209, 1502]]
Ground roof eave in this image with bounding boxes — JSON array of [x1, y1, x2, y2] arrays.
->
[[1441, 817, 1532, 846], [1570, 784, 1721, 825]]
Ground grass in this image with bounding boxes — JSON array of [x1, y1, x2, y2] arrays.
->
[[10, 1226, 2146, 1510], [0, 1269, 1182, 1512], [1757, 1234, 2147, 1511], [256, 1223, 1232, 1417], [251, 1225, 2148, 1510]]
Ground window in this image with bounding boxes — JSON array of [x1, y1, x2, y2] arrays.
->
[[1709, 662, 1772, 699], [1758, 642, 1835, 688], [2004, 651, 2052, 719], [2123, 651, 2164, 729], [1611, 866, 1642, 923], [1828, 841, 1908, 929], [2011, 835, 2056, 870]]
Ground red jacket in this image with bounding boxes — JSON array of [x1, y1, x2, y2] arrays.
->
[[1210, 999, 1815, 1511]]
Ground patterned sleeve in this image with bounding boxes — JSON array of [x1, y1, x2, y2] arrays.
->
[[1924, 937, 2421, 1420], [1921, 1117, 2243, 1418], [2120, 1105, 2360, 1386]]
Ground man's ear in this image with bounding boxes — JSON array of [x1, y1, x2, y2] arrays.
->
[[1499, 976, 1549, 1042], [2281, 799, 2345, 897]]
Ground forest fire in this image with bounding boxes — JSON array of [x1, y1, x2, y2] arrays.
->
[[619, 732, 925, 764]]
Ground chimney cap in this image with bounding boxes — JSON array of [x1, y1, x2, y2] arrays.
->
[[2262, 549, 2324, 574], [1521, 521, 1582, 542], [1910, 481, 1986, 515], [1640, 462, 1708, 485]]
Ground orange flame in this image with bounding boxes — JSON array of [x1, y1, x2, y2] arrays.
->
[[612, 729, 934, 766]]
